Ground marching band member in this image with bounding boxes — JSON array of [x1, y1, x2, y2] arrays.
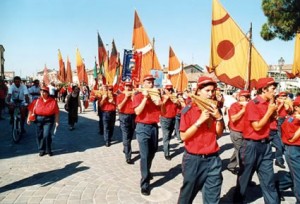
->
[[160, 84, 180, 160], [178, 76, 224, 204], [234, 77, 279, 203], [116, 81, 136, 164], [276, 96, 300, 202], [227, 90, 250, 175], [99, 85, 116, 147], [133, 74, 161, 196]]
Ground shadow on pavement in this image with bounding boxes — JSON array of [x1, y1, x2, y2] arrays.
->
[[0, 161, 89, 193], [0, 108, 123, 159], [151, 164, 182, 189]]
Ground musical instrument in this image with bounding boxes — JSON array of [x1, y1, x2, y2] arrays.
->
[[94, 90, 113, 102], [190, 94, 218, 111], [136, 88, 161, 106]]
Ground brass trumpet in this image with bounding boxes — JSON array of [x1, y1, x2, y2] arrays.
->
[[95, 90, 113, 102], [190, 94, 218, 111]]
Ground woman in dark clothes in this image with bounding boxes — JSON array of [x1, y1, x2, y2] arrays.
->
[[66, 86, 82, 130]]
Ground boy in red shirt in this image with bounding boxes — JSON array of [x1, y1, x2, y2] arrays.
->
[[234, 77, 279, 203]]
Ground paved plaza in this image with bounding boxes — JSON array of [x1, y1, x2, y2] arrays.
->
[[0, 102, 296, 204]]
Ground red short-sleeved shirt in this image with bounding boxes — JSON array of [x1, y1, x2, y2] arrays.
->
[[180, 103, 219, 154], [29, 98, 59, 116], [270, 118, 278, 130], [161, 99, 177, 118], [100, 95, 117, 112], [132, 92, 160, 124], [243, 96, 271, 140], [277, 102, 289, 117], [117, 93, 134, 114], [228, 102, 245, 132], [281, 116, 300, 146]]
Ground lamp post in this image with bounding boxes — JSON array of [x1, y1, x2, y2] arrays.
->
[[278, 57, 285, 91]]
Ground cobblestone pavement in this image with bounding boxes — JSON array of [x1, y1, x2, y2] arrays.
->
[[0, 102, 296, 204]]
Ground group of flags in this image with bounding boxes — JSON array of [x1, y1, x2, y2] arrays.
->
[[46, 9, 189, 94]]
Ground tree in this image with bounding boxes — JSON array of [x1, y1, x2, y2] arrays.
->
[[261, 0, 300, 41]]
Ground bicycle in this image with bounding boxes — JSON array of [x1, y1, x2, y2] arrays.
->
[[11, 99, 27, 143]]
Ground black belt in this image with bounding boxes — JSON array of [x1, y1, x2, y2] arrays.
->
[[186, 151, 219, 158], [245, 138, 269, 143]]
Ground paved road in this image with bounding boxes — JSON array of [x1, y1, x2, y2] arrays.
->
[[0, 102, 296, 204]]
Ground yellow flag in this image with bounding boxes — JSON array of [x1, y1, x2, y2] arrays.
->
[[209, 0, 268, 89], [292, 33, 300, 76]]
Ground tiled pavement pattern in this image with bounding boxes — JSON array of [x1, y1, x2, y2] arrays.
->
[[0, 102, 296, 204]]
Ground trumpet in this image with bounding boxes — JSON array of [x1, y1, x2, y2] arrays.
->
[[190, 94, 218, 111]]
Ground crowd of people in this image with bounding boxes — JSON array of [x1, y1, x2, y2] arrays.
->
[[1, 74, 300, 203]]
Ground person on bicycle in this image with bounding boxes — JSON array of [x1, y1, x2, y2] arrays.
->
[[28, 79, 41, 102], [6, 76, 29, 134]]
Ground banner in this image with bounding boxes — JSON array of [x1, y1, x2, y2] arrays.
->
[[122, 49, 133, 81], [151, 70, 163, 88]]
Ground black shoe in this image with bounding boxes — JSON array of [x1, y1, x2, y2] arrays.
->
[[149, 173, 153, 180], [275, 161, 286, 169], [39, 152, 45, 157], [141, 188, 150, 196], [165, 155, 172, 161], [248, 181, 256, 187], [105, 142, 110, 147], [48, 152, 53, 157], [126, 158, 134, 165], [227, 167, 239, 175], [233, 190, 244, 203]]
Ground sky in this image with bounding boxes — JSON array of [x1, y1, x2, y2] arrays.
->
[[0, 0, 295, 78]]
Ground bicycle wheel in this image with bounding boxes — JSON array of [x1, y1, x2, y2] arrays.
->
[[12, 118, 22, 143]]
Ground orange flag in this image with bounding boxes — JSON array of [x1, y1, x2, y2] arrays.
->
[[42, 64, 50, 86], [106, 40, 118, 84], [208, 0, 268, 89], [65, 56, 73, 83], [58, 49, 66, 82], [76, 48, 88, 85], [132, 10, 162, 81], [168, 46, 188, 92], [291, 33, 300, 77]]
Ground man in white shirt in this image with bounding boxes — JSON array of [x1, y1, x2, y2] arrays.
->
[[6, 76, 29, 133], [28, 79, 41, 101]]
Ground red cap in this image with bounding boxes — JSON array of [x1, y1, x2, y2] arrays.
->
[[143, 74, 155, 81], [239, 90, 250, 97], [255, 77, 277, 89], [293, 96, 300, 106], [197, 76, 216, 87], [165, 84, 173, 89], [278, 91, 287, 96], [40, 86, 49, 93]]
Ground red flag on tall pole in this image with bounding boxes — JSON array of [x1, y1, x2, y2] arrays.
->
[[107, 39, 118, 84], [65, 56, 73, 83], [43, 64, 50, 86], [98, 32, 107, 85], [58, 49, 66, 82]]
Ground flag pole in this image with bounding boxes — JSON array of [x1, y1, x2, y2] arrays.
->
[[152, 37, 155, 70], [245, 23, 252, 91]]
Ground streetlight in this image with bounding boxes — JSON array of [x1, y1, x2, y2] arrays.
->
[[278, 57, 285, 91]]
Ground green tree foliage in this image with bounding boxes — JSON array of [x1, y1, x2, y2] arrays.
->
[[261, 0, 300, 41]]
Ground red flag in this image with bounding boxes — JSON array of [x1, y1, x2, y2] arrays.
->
[[66, 56, 73, 83], [131, 51, 142, 84], [43, 64, 50, 86], [98, 32, 107, 85], [107, 40, 118, 84], [285, 71, 296, 79], [58, 49, 66, 82]]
